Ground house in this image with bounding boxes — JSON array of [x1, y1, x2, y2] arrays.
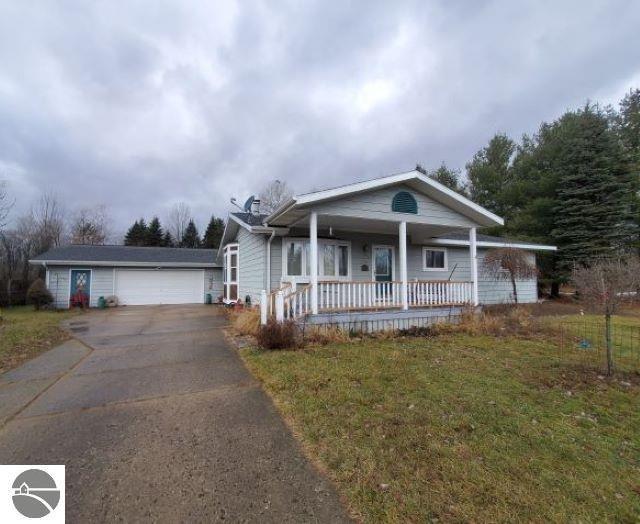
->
[[217, 170, 555, 330], [30, 245, 222, 308], [32, 170, 555, 325]]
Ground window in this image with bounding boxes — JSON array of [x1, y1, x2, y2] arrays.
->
[[283, 238, 351, 279], [223, 243, 239, 302], [287, 241, 303, 276], [423, 247, 447, 271], [323, 244, 335, 276], [338, 245, 349, 276]]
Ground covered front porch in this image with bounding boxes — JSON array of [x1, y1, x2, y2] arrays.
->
[[260, 211, 481, 324]]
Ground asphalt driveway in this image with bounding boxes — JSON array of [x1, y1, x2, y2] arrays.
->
[[0, 305, 350, 522]]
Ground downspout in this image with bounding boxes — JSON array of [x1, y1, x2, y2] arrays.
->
[[266, 230, 276, 293]]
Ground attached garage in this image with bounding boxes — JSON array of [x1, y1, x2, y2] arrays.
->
[[30, 245, 223, 308], [115, 269, 205, 305]]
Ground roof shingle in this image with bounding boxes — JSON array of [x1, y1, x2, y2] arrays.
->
[[31, 245, 219, 266]]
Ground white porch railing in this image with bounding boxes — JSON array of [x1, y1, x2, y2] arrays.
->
[[408, 280, 473, 307], [261, 280, 472, 323], [318, 280, 473, 311], [283, 284, 312, 320], [318, 281, 403, 310]]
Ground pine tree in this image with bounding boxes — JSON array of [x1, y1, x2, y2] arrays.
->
[[162, 230, 175, 247], [616, 88, 640, 171], [466, 133, 516, 218], [551, 104, 638, 273], [124, 219, 148, 246], [202, 215, 225, 249], [181, 219, 201, 248], [146, 217, 164, 246], [428, 162, 465, 193]]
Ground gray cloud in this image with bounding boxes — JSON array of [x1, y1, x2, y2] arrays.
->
[[0, 0, 638, 237]]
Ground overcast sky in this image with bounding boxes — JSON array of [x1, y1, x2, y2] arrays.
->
[[1, 1, 639, 237]]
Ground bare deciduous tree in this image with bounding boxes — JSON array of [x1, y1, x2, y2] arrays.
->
[[482, 247, 538, 304], [259, 179, 293, 215], [572, 256, 640, 375], [167, 202, 191, 244], [0, 180, 14, 230], [0, 231, 22, 303], [32, 193, 65, 252], [70, 205, 111, 245]]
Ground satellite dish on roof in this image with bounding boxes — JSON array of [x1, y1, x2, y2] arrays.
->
[[243, 195, 255, 212]]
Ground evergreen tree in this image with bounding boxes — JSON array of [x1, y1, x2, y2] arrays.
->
[[146, 216, 164, 246], [202, 215, 225, 249], [466, 133, 516, 218], [162, 230, 175, 247], [551, 104, 637, 272], [616, 88, 640, 171], [181, 219, 201, 248], [124, 219, 148, 246], [428, 162, 465, 193]]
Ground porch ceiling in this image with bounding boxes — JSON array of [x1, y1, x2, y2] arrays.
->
[[289, 213, 469, 241]]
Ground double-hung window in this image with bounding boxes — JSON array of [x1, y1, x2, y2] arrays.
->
[[422, 247, 447, 271], [283, 238, 350, 279]]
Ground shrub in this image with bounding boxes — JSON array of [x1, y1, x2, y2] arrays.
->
[[231, 308, 261, 337], [26, 278, 53, 310], [256, 319, 299, 350]]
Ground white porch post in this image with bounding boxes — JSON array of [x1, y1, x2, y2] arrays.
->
[[399, 221, 408, 310], [260, 290, 268, 325], [310, 211, 319, 314], [469, 227, 479, 306], [275, 290, 284, 321]]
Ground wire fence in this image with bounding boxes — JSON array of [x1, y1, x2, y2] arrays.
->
[[556, 318, 640, 374]]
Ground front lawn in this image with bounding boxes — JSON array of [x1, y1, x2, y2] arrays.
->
[[0, 306, 79, 373], [241, 334, 640, 522]]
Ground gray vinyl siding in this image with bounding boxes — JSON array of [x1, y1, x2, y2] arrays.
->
[[207, 268, 223, 301], [267, 230, 538, 305], [46, 265, 221, 308], [269, 237, 282, 292], [311, 184, 478, 228], [236, 228, 267, 304], [90, 268, 114, 307]]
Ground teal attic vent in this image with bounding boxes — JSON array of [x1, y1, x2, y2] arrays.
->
[[392, 191, 418, 214]]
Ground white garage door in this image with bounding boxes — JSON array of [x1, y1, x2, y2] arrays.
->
[[115, 269, 204, 305]]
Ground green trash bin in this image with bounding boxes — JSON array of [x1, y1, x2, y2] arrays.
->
[[97, 296, 106, 309], [205, 293, 212, 305]]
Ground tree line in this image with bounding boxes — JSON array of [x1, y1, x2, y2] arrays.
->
[[123, 214, 224, 249], [0, 192, 82, 305], [422, 88, 640, 294]]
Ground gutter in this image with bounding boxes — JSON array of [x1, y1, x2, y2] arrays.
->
[[428, 239, 557, 251], [28, 260, 222, 268]]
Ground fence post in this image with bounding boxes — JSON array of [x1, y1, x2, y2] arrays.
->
[[275, 290, 284, 322], [260, 290, 268, 325]]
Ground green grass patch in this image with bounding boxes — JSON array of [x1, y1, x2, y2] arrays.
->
[[0, 306, 79, 373], [543, 314, 640, 371], [241, 335, 640, 522]]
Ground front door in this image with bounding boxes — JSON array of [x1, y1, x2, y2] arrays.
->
[[70, 269, 91, 307], [373, 246, 394, 300]]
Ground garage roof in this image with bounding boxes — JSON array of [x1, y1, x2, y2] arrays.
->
[[30, 245, 221, 267]]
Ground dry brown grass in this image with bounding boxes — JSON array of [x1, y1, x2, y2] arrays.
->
[[229, 308, 261, 337], [302, 325, 350, 346], [442, 306, 547, 338]]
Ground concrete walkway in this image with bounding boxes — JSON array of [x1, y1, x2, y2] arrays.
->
[[0, 305, 350, 522]]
